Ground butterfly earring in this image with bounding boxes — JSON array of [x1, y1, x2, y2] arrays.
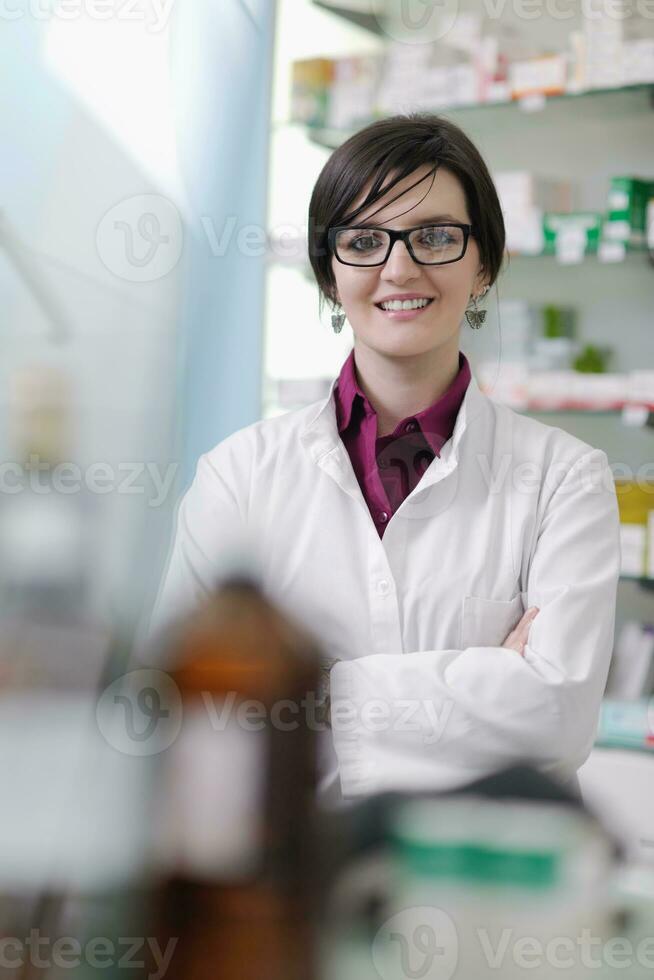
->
[[331, 305, 345, 334], [465, 286, 489, 329]]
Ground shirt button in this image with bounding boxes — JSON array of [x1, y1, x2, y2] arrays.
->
[[378, 457, 388, 469], [378, 511, 389, 524], [377, 579, 390, 596], [405, 420, 418, 433]]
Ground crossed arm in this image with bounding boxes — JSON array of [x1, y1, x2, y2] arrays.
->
[[150, 447, 620, 799], [326, 449, 620, 797]]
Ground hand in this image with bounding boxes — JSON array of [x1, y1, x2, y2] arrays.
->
[[502, 607, 539, 656]]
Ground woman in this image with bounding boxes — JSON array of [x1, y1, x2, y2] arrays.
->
[[151, 114, 620, 808]]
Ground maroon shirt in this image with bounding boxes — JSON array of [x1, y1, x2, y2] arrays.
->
[[334, 350, 472, 538]]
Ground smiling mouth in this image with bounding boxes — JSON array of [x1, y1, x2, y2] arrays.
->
[[375, 299, 435, 312]]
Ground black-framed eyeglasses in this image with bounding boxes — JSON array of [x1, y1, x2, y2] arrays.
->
[[328, 222, 475, 267]]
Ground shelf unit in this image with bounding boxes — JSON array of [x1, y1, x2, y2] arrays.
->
[[268, 2, 654, 637], [311, 0, 384, 36], [525, 405, 654, 419], [305, 83, 654, 150], [621, 575, 654, 591], [268, 5, 654, 384]]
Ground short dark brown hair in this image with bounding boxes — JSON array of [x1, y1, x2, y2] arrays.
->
[[308, 113, 506, 313]]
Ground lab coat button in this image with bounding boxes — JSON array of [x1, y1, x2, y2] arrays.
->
[[377, 579, 391, 595]]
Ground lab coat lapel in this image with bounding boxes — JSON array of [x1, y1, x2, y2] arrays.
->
[[390, 376, 494, 524], [298, 376, 366, 503], [411, 374, 489, 493], [299, 370, 491, 503]]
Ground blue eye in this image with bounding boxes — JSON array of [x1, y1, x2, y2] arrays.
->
[[421, 230, 454, 246], [351, 235, 383, 252]]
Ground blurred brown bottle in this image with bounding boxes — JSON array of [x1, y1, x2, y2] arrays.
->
[[152, 575, 323, 980]]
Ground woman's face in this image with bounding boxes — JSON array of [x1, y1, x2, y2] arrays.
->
[[330, 165, 489, 361]]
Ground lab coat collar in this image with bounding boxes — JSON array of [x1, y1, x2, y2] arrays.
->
[[299, 365, 490, 494]]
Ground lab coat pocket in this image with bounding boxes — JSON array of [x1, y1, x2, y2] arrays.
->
[[460, 591, 528, 649]]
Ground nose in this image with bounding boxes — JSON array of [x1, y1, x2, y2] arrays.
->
[[380, 238, 420, 283]]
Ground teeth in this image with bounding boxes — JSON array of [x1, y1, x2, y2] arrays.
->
[[380, 298, 431, 311]]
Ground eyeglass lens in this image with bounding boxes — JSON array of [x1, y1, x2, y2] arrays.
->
[[334, 225, 466, 265]]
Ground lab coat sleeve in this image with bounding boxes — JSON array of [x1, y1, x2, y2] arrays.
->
[[329, 448, 621, 798], [146, 449, 249, 645]]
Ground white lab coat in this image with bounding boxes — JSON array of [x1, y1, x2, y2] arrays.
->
[[149, 371, 621, 809]]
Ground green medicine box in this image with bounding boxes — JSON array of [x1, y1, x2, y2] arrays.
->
[[605, 176, 654, 246], [542, 212, 603, 258]]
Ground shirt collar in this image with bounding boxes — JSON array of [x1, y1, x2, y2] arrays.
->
[[333, 348, 365, 433], [334, 348, 472, 455]]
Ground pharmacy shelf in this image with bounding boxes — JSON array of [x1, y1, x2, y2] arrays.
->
[[590, 740, 654, 761], [509, 245, 651, 263], [267, 242, 651, 271], [524, 407, 623, 416], [525, 405, 654, 418], [305, 83, 654, 150], [312, 0, 384, 35], [620, 575, 654, 591], [263, 388, 654, 429], [265, 391, 654, 421]]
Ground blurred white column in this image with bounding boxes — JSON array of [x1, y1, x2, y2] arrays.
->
[[171, 0, 277, 484]]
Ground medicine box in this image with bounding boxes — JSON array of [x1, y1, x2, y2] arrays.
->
[[605, 177, 654, 247], [542, 212, 603, 259], [509, 55, 567, 99], [495, 171, 574, 213], [291, 58, 335, 128]]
